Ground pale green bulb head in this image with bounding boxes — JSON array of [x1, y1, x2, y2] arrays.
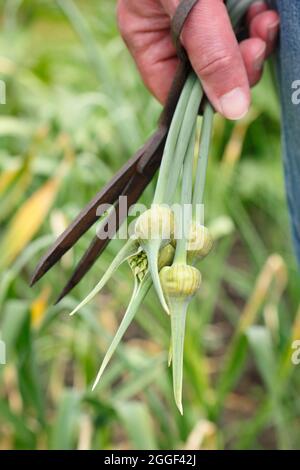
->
[[134, 206, 174, 243], [160, 264, 201, 300]]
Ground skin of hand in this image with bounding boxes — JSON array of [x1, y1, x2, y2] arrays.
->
[[117, 0, 280, 120]]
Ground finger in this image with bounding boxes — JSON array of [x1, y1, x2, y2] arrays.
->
[[117, 0, 179, 103], [129, 35, 179, 104], [179, 0, 251, 120], [239, 38, 266, 87], [249, 10, 280, 56], [246, 1, 268, 24]]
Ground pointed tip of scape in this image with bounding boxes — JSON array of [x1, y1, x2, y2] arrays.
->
[[176, 401, 183, 415]]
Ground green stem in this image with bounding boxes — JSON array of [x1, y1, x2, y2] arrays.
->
[[166, 79, 203, 204], [170, 298, 189, 414], [154, 73, 196, 204], [227, 0, 256, 28], [142, 239, 170, 314], [192, 103, 214, 219], [92, 274, 152, 390], [174, 124, 197, 265]]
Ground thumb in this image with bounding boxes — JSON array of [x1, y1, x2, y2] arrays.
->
[[165, 0, 250, 120]]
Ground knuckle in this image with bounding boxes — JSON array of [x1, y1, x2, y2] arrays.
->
[[197, 51, 236, 78]]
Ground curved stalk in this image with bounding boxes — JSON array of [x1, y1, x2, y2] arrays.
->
[[170, 298, 189, 414], [70, 238, 139, 316], [92, 274, 152, 390], [141, 239, 170, 314]]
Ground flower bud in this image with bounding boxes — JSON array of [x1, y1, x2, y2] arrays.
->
[[187, 223, 213, 262], [128, 243, 175, 282], [160, 263, 201, 415], [160, 264, 201, 300], [134, 205, 174, 243], [158, 244, 175, 271], [128, 251, 148, 282]]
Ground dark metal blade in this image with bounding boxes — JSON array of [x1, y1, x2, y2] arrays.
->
[[30, 140, 150, 286], [54, 132, 166, 303]]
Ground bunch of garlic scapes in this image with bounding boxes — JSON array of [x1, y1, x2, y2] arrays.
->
[[71, 0, 256, 413]]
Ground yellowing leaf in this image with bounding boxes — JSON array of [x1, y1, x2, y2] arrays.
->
[[30, 286, 51, 328], [222, 110, 258, 168], [0, 155, 33, 222], [0, 172, 33, 223], [184, 420, 217, 450], [0, 169, 19, 196], [0, 175, 62, 269], [238, 254, 287, 333]]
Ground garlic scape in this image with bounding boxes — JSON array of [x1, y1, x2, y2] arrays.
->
[[92, 273, 152, 390], [162, 0, 249, 405], [163, 104, 214, 403], [134, 205, 174, 313], [70, 237, 140, 316], [92, 243, 175, 390], [187, 222, 213, 264], [161, 264, 201, 414], [161, 120, 203, 414], [135, 77, 204, 314]]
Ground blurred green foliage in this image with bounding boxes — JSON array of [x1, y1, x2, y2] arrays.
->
[[0, 0, 300, 450]]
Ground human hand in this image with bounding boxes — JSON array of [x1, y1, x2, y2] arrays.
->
[[117, 0, 279, 120]]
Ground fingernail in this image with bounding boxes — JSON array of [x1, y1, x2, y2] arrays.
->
[[254, 45, 266, 71], [268, 20, 280, 42], [219, 87, 249, 120]]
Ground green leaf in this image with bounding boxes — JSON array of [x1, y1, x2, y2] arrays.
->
[[246, 326, 277, 390], [15, 311, 45, 425], [50, 390, 82, 450], [0, 400, 35, 449], [1, 301, 28, 352], [113, 353, 165, 402], [246, 326, 291, 449], [116, 401, 157, 450], [1, 302, 45, 425]]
